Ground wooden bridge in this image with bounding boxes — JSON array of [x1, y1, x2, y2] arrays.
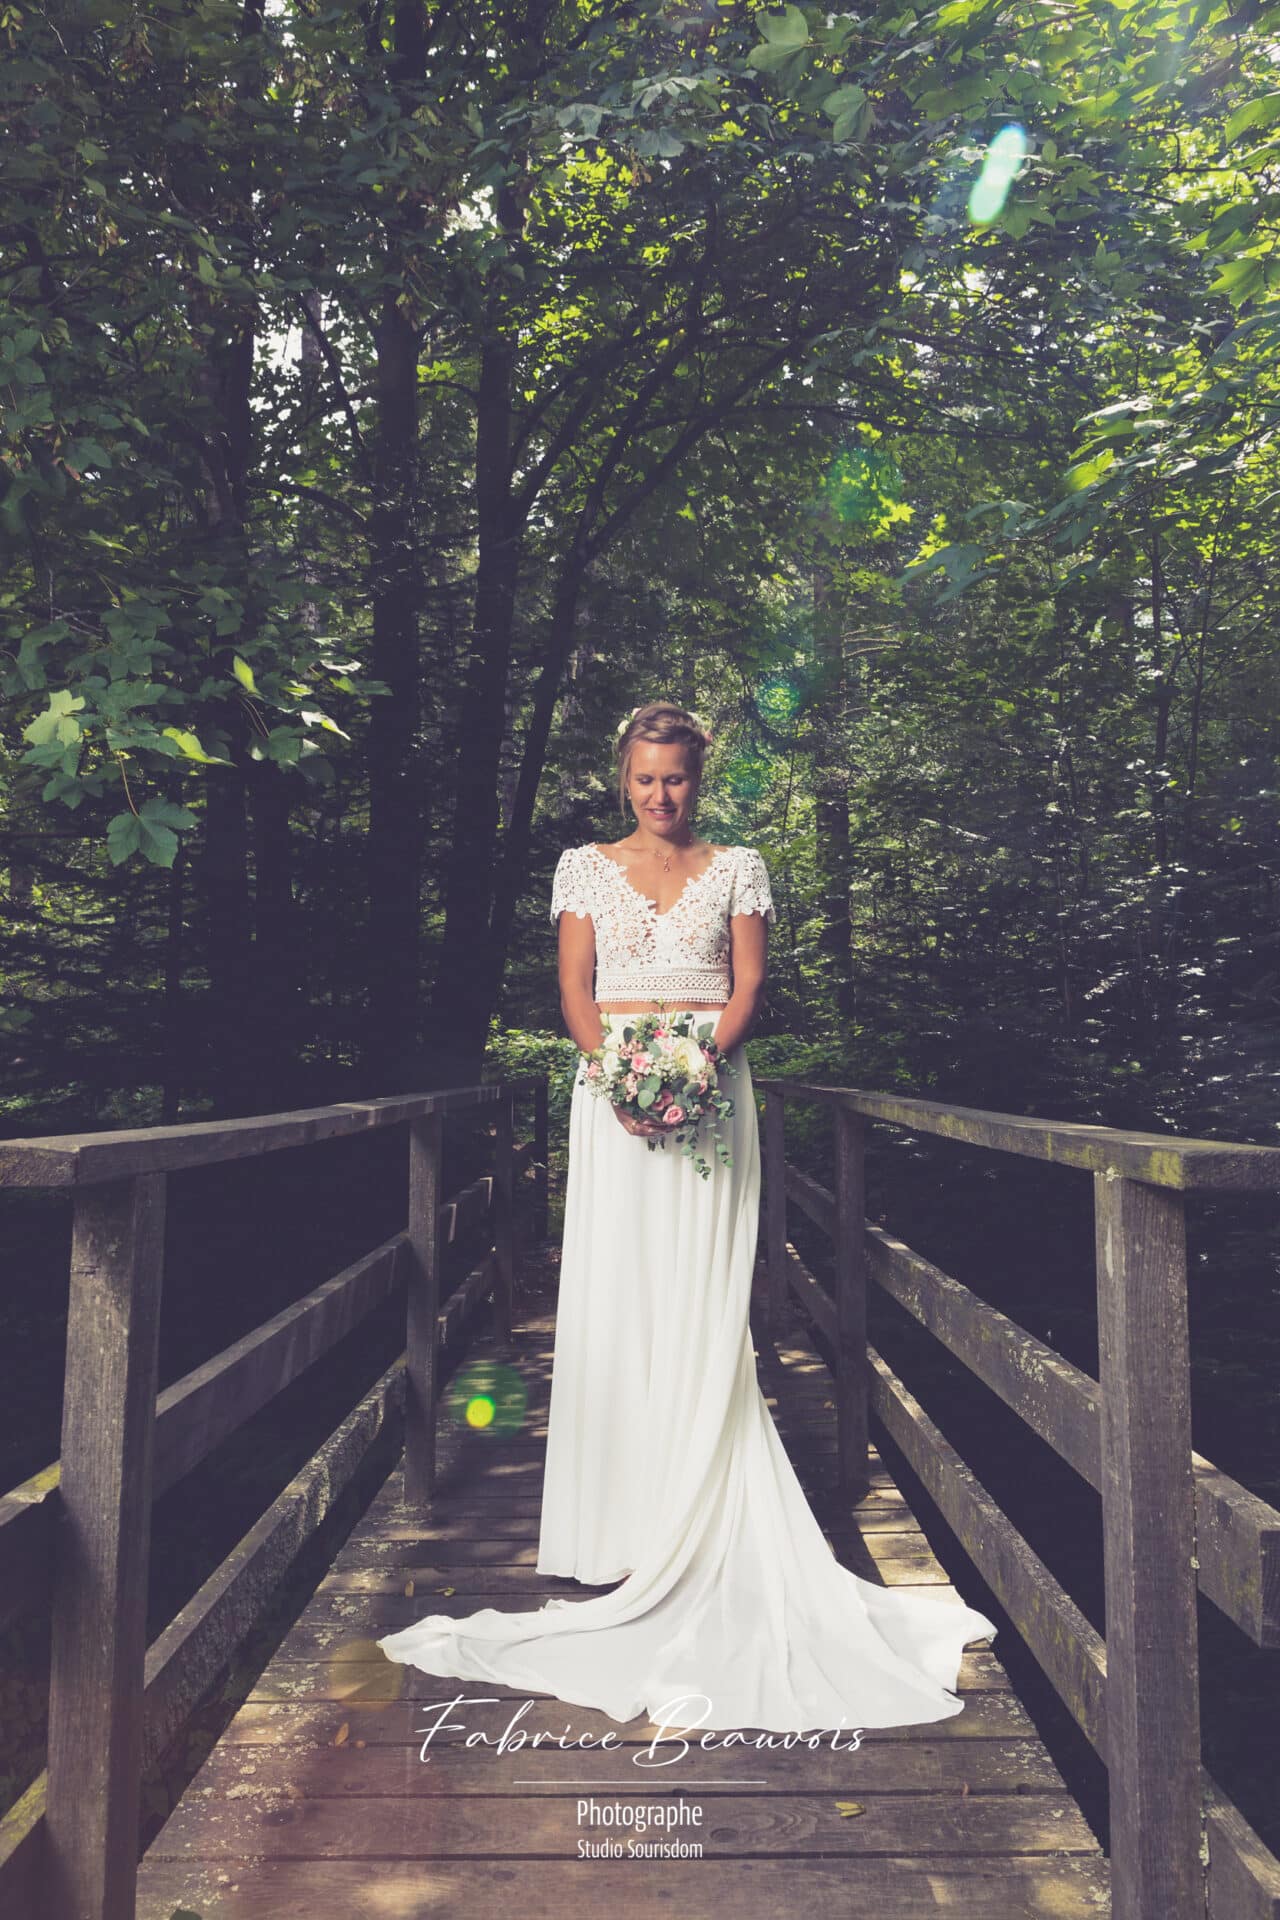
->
[[1, 1071, 1278, 1920]]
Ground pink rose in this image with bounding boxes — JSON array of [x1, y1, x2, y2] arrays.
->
[[631, 1050, 653, 1073], [664, 1105, 685, 1125], [654, 1026, 668, 1039]]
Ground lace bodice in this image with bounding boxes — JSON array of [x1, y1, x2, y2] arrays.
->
[[550, 841, 776, 1004]]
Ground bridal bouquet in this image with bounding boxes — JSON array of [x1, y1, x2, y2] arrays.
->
[[581, 1006, 737, 1179]]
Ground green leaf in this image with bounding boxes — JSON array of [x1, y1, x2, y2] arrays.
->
[[23, 690, 86, 748], [1063, 447, 1116, 491], [138, 820, 180, 865], [747, 39, 804, 71], [139, 798, 197, 833], [758, 3, 809, 48], [1226, 91, 1280, 144], [106, 811, 143, 865], [161, 726, 233, 766], [1207, 256, 1265, 306], [821, 84, 865, 121], [298, 708, 351, 740], [232, 655, 259, 694]]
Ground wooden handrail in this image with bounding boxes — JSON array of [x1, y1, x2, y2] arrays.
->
[[0, 1074, 548, 1920], [755, 1077, 1280, 1190], [757, 1076, 1280, 1920], [0, 1077, 548, 1189]]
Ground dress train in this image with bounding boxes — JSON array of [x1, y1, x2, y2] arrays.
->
[[376, 1014, 998, 1731]]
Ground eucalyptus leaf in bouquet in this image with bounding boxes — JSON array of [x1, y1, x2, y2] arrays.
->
[[580, 1004, 737, 1179]]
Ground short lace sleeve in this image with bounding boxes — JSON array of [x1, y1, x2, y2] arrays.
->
[[550, 845, 593, 922], [731, 846, 776, 923]]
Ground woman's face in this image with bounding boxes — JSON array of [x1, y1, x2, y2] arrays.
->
[[626, 739, 699, 836]]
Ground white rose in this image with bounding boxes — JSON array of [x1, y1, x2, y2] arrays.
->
[[601, 1048, 622, 1080], [673, 1035, 706, 1079]]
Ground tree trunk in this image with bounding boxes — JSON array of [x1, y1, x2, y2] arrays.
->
[[421, 184, 526, 1088], [249, 761, 297, 1103], [812, 553, 856, 1026], [201, 755, 256, 1110], [180, 0, 265, 1115], [160, 845, 185, 1123], [363, 287, 425, 1092], [360, 0, 430, 1094]]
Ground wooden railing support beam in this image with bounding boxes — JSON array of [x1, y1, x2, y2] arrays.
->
[[45, 1172, 166, 1920], [404, 1111, 444, 1507], [1094, 1169, 1203, 1920], [494, 1090, 515, 1345], [832, 1106, 870, 1502], [763, 1087, 788, 1337]]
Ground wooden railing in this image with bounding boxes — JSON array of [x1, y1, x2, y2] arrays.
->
[[756, 1077, 1280, 1920], [0, 1075, 549, 1920]]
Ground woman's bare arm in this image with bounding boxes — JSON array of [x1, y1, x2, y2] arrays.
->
[[558, 911, 607, 1055], [708, 910, 767, 1054], [558, 912, 664, 1136]]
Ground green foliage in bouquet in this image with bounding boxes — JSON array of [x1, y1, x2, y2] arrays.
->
[[580, 1004, 737, 1181]]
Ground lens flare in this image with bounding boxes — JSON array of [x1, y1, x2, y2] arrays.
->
[[818, 443, 905, 528], [443, 1360, 529, 1435], [968, 124, 1028, 224]]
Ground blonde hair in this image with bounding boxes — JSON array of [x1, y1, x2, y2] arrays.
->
[[615, 700, 712, 816]]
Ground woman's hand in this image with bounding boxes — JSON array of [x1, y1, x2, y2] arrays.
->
[[614, 1106, 666, 1139]]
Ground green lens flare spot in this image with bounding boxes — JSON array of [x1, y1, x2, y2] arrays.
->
[[969, 123, 1028, 225], [444, 1360, 529, 1436], [819, 444, 905, 527]]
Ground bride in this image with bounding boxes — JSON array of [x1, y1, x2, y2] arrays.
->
[[377, 699, 998, 1731]]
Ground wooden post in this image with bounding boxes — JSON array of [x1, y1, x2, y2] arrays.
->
[[1094, 1169, 1202, 1920], [832, 1105, 870, 1501], [405, 1110, 443, 1508], [763, 1086, 788, 1337], [45, 1172, 166, 1920], [494, 1088, 515, 1345], [532, 1075, 549, 1243]]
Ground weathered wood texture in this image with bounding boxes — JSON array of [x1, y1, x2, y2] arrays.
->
[[1094, 1170, 1201, 1920], [1, 1161, 541, 1636], [494, 1091, 515, 1345], [831, 1106, 869, 1502], [0, 1086, 546, 1919], [47, 1174, 167, 1920], [765, 1076, 1280, 1920], [132, 1306, 1110, 1920], [404, 1111, 444, 1508], [762, 1087, 788, 1335], [755, 1077, 1280, 1190], [0, 1077, 546, 1189], [859, 1217, 1280, 1648], [778, 1189, 1280, 1649]]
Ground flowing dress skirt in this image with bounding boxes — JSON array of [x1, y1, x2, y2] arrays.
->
[[376, 1013, 999, 1731]]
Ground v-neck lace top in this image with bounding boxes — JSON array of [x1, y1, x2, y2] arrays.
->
[[550, 842, 776, 1004]]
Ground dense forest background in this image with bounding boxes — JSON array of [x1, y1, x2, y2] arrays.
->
[[2, 0, 1278, 1872]]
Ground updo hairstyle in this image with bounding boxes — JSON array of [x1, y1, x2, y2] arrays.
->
[[615, 700, 713, 816]]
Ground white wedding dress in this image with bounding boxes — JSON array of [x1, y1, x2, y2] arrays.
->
[[376, 842, 998, 1730]]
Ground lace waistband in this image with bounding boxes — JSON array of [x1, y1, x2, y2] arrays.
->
[[594, 965, 731, 1004]]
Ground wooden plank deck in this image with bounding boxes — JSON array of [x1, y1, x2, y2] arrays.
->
[[134, 1287, 1111, 1919]]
